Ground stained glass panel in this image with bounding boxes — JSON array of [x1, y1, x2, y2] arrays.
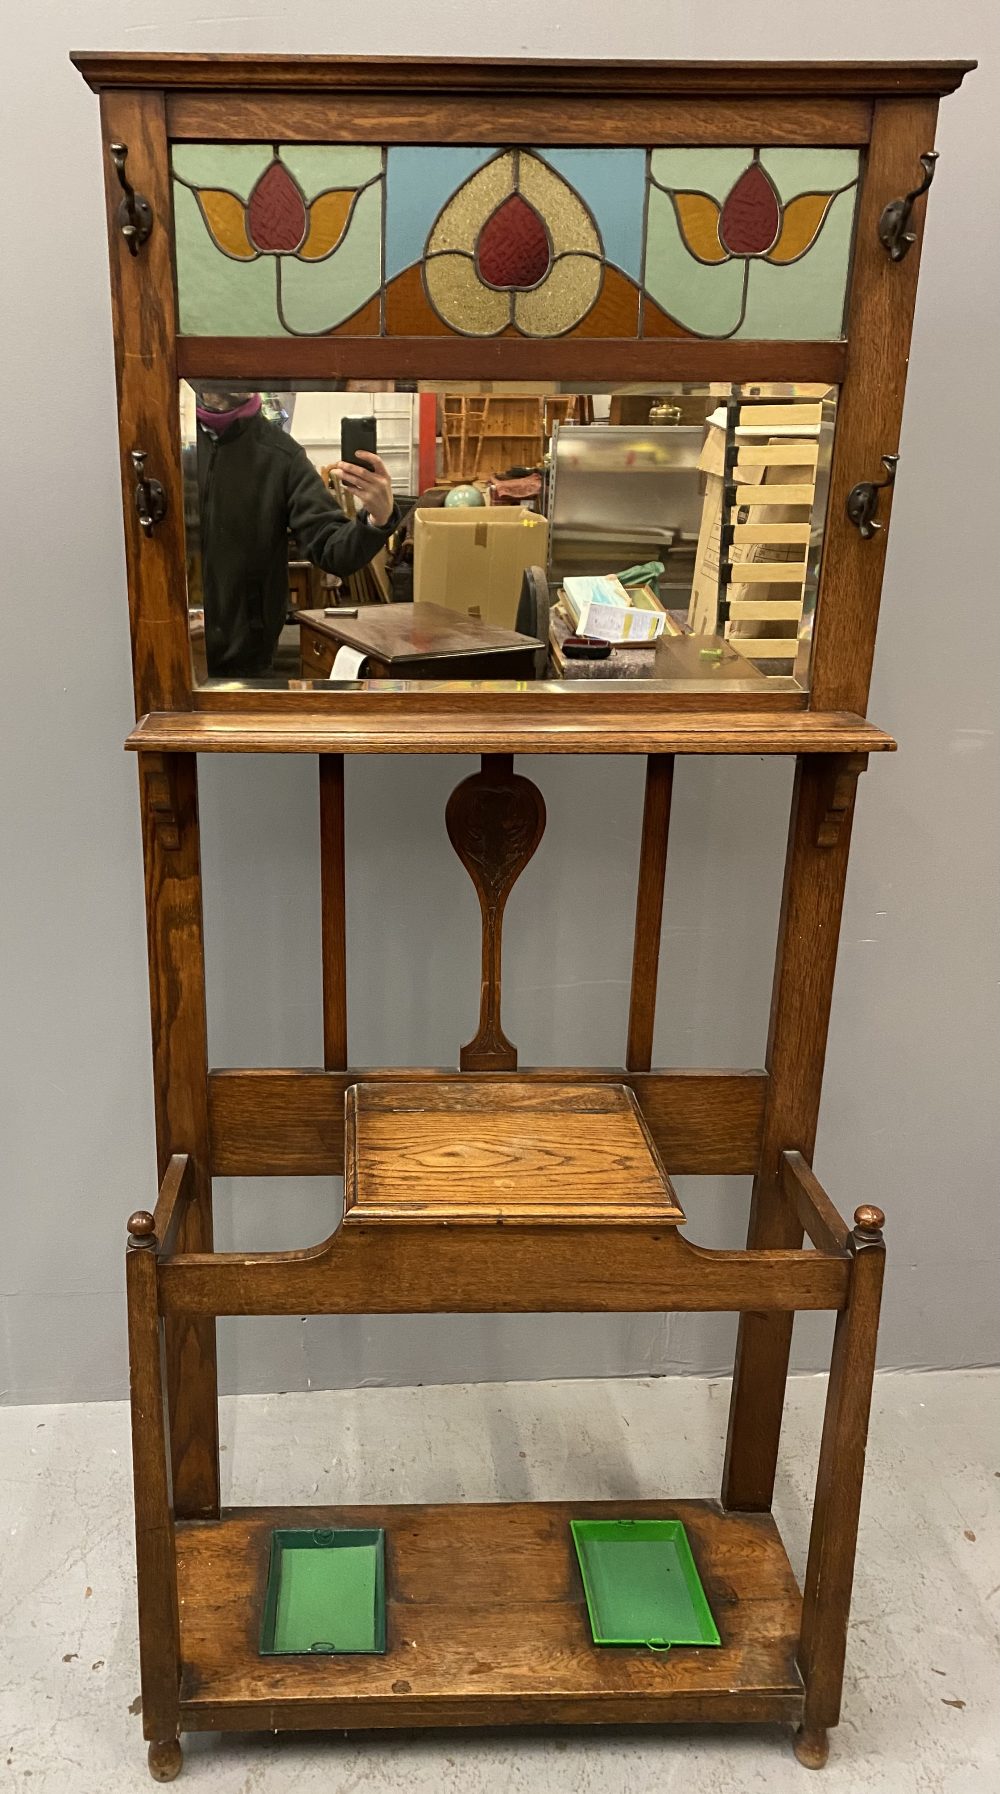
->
[[171, 142, 859, 342], [172, 144, 383, 337], [643, 148, 860, 341]]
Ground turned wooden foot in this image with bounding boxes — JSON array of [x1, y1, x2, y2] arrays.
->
[[793, 1724, 829, 1769], [148, 1739, 183, 1782]]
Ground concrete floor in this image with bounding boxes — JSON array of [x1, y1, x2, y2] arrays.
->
[[2, 1369, 997, 1792]]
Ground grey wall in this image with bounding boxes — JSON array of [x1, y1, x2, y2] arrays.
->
[[1, 2, 997, 1405]]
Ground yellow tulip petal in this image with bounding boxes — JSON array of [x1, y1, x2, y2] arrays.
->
[[671, 192, 726, 264], [767, 191, 835, 264], [196, 189, 255, 260], [299, 188, 356, 260]]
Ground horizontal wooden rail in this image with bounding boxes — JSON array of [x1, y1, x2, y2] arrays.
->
[[207, 1067, 768, 1178], [156, 1223, 850, 1318], [127, 710, 896, 757], [781, 1150, 851, 1256], [151, 1154, 194, 1260]]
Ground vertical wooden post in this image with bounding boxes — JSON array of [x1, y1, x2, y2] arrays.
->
[[723, 92, 938, 1514], [626, 754, 674, 1073], [810, 94, 940, 717], [794, 1207, 886, 1769], [319, 755, 348, 1068], [125, 1212, 182, 1782], [97, 88, 192, 718], [722, 754, 862, 1512], [140, 751, 219, 1520]]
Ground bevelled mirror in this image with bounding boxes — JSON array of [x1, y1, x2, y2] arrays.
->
[[180, 378, 836, 695]]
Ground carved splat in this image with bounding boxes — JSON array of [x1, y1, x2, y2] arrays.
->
[[145, 752, 181, 850], [445, 754, 546, 1070], [816, 753, 867, 847]]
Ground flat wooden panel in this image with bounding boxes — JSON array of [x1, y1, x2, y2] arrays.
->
[[345, 1079, 683, 1223], [811, 97, 940, 713], [729, 564, 807, 584], [129, 709, 895, 756], [738, 442, 820, 467], [207, 1067, 767, 1178], [177, 336, 847, 386], [729, 602, 805, 622], [164, 92, 872, 145], [99, 89, 191, 715], [732, 524, 812, 545], [175, 1499, 803, 1730], [72, 52, 975, 97], [733, 483, 815, 506]]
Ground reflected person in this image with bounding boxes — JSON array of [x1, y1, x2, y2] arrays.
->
[[193, 388, 398, 678]]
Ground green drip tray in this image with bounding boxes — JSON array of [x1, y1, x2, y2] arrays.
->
[[570, 1518, 721, 1648], [259, 1528, 386, 1656]]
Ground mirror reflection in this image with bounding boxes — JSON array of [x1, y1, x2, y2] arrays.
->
[[180, 380, 835, 692]]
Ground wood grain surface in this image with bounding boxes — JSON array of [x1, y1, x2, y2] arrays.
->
[[155, 1214, 850, 1318], [344, 1079, 683, 1223], [138, 751, 219, 1520], [128, 709, 896, 756], [445, 758, 546, 1070], [174, 1498, 804, 1731], [72, 51, 974, 96], [206, 1068, 768, 1178]]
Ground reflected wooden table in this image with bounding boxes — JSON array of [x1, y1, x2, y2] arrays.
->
[[298, 603, 543, 681]]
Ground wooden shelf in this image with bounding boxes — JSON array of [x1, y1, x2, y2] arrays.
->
[[128, 707, 895, 757], [176, 1499, 804, 1733]]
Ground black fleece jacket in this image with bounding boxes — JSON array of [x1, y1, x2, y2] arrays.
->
[[196, 410, 397, 678]]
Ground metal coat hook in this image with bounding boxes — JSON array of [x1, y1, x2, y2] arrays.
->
[[846, 455, 898, 539], [109, 141, 153, 256], [131, 450, 167, 537], [878, 152, 938, 262]]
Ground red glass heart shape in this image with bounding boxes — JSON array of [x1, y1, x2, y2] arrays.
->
[[476, 193, 552, 289], [719, 161, 781, 257], [246, 160, 307, 254]]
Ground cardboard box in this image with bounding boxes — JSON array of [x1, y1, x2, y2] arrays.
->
[[414, 508, 548, 629]]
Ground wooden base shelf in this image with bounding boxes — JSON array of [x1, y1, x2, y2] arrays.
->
[[176, 1499, 804, 1733]]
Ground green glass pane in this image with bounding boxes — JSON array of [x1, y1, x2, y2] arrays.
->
[[644, 146, 860, 342], [281, 144, 382, 199], [741, 183, 857, 339], [173, 182, 281, 336], [277, 181, 382, 334], [172, 142, 272, 199], [649, 146, 749, 195], [644, 183, 746, 337], [760, 146, 859, 195]]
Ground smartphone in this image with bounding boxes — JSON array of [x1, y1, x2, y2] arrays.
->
[[340, 415, 377, 467]]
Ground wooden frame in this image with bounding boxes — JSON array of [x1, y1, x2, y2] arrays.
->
[[75, 51, 971, 1780], [76, 51, 971, 730]]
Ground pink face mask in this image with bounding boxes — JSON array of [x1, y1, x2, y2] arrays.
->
[[195, 392, 262, 432]]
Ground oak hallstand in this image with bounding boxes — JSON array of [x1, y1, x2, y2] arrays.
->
[[73, 52, 973, 1780]]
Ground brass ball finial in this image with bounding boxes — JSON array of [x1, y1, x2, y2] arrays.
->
[[854, 1205, 885, 1238], [127, 1210, 157, 1247]]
